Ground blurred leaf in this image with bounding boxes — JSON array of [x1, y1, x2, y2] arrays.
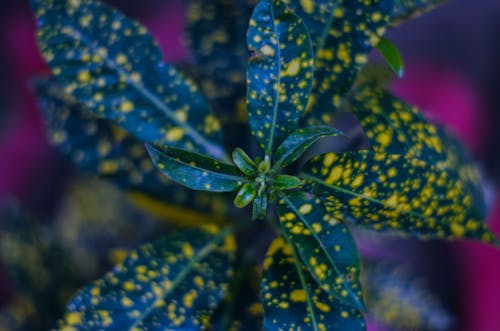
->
[[349, 87, 487, 219], [146, 144, 245, 192], [363, 262, 452, 331], [31, 0, 225, 159], [278, 192, 364, 310], [210, 264, 263, 331], [54, 227, 236, 330], [246, 0, 314, 154], [261, 237, 366, 331], [298, 0, 395, 125], [376, 37, 404, 77], [392, 0, 447, 26], [35, 79, 231, 225], [273, 125, 345, 170], [301, 151, 497, 242]]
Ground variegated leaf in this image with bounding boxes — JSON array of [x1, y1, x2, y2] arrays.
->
[[262, 237, 366, 331], [247, 0, 314, 154], [349, 86, 486, 218], [31, 0, 225, 159], [54, 227, 236, 331], [301, 151, 498, 242], [36, 79, 231, 225], [278, 192, 364, 310], [299, 0, 395, 125]]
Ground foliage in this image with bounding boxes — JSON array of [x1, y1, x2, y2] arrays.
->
[[5, 0, 496, 330]]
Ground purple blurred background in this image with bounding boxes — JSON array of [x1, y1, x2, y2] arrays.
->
[[1, 1, 500, 330]]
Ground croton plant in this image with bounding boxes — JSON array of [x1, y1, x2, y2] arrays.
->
[[8, 0, 498, 329]]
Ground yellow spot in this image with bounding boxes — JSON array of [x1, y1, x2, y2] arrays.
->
[[312, 223, 322, 233], [99, 161, 119, 174], [376, 131, 392, 147], [334, 8, 344, 18], [314, 301, 331, 313], [284, 58, 301, 76], [341, 311, 349, 318], [193, 276, 204, 287], [260, 45, 275, 56], [278, 302, 289, 309], [116, 54, 127, 65], [299, 203, 312, 215], [386, 193, 398, 208], [372, 12, 382, 22], [60, 327, 78, 331], [166, 128, 185, 142], [182, 243, 194, 258], [290, 289, 307, 302], [121, 297, 134, 307], [123, 281, 135, 291], [451, 223, 465, 237], [322, 153, 336, 167], [351, 175, 364, 188], [326, 166, 343, 184], [77, 71, 91, 83], [120, 101, 134, 113], [299, 0, 314, 14], [66, 312, 82, 325], [182, 290, 197, 308]]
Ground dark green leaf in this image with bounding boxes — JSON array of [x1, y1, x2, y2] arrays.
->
[[232, 147, 257, 176], [273, 175, 302, 191], [278, 192, 364, 310], [262, 237, 366, 331], [273, 125, 345, 170], [35, 79, 232, 224], [376, 37, 404, 77], [31, 0, 225, 159], [247, 0, 314, 154], [363, 262, 452, 331], [210, 264, 263, 331], [54, 226, 236, 330], [301, 151, 498, 242], [300, 0, 395, 126], [392, 0, 447, 26], [146, 144, 245, 192], [349, 87, 487, 219], [234, 183, 257, 208], [252, 190, 268, 220]]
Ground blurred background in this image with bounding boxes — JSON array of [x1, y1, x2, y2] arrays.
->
[[0, 1, 499, 330]]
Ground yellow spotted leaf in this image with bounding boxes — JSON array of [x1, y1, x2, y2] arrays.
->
[[31, 0, 225, 159], [54, 227, 236, 331], [247, 0, 314, 154], [301, 151, 498, 243], [261, 237, 366, 331]]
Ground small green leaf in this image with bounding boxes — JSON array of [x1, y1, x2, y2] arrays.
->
[[273, 125, 346, 170], [392, 0, 447, 26], [376, 37, 404, 77], [273, 175, 302, 191], [232, 147, 257, 176], [301, 151, 498, 243], [252, 190, 268, 220], [31, 0, 225, 159], [363, 261, 452, 330], [278, 192, 365, 310], [234, 183, 257, 208], [247, 0, 314, 154], [146, 144, 245, 192], [300, 0, 395, 126], [262, 237, 366, 331], [54, 226, 236, 331], [258, 155, 271, 174]]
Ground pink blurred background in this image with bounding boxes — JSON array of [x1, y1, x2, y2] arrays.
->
[[1, 1, 500, 330]]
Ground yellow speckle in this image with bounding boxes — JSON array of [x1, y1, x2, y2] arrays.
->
[[99, 161, 119, 174], [322, 153, 336, 167], [182, 290, 197, 308], [121, 297, 134, 307], [312, 223, 322, 233], [120, 101, 134, 113], [193, 276, 204, 287], [326, 166, 343, 184], [182, 243, 194, 258], [314, 301, 331, 313], [123, 281, 135, 291], [299, 203, 313, 215], [77, 71, 91, 83], [166, 128, 185, 142], [341, 311, 349, 318], [278, 301, 289, 309], [376, 131, 392, 147], [260, 45, 275, 56], [300, 0, 314, 14], [351, 175, 364, 188], [451, 223, 465, 237], [284, 58, 301, 76], [290, 289, 307, 302], [116, 54, 127, 65], [372, 12, 382, 22], [65, 312, 82, 325]]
